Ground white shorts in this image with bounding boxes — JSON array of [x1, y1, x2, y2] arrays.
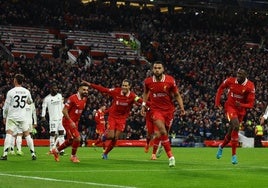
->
[[6, 118, 29, 135], [49, 119, 65, 134]]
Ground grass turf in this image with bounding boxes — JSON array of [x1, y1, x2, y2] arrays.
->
[[0, 146, 268, 188]]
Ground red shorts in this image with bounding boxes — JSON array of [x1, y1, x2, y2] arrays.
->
[[62, 119, 80, 139], [149, 110, 174, 131], [225, 106, 245, 123], [146, 111, 158, 135], [107, 116, 127, 132], [96, 124, 106, 135]]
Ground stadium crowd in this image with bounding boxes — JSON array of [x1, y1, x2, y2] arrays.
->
[[0, 0, 268, 145]]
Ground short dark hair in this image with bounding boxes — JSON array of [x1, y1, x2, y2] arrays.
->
[[79, 82, 89, 88], [15, 74, 25, 84], [50, 82, 58, 88], [154, 61, 164, 66], [122, 79, 131, 86], [237, 68, 247, 77]]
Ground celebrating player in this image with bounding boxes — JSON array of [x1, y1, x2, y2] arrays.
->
[[141, 61, 185, 167], [215, 68, 255, 164], [82, 79, 143, 159]]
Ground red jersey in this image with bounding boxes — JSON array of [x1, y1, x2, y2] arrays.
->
[[63, 93, 87, 123], [215, 77, 255, 112], [95, 108, 106, 132], [91, 84, 141, 119], [144, 74, 178, 112]]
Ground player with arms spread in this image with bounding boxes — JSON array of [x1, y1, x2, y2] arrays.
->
[[141, 61, 185, 167], [82, 79, 143, 159], [215, 68, 255, 164]]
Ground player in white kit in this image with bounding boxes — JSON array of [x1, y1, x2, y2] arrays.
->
[[1, 74, 36, 160], [41, 83, 65, 155], [9, 102, 37, 156]]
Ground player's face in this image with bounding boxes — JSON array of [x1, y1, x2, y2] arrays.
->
[[51, 86, 58, 96], [152, 63, 164, 77], [121, 81, 130, 94], [237, 69, 246, 84], [79, 86, 89, 97]]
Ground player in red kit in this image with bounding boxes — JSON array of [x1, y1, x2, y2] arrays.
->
[[82, 79, 143, 159], [92, 105, 107, 151], [52, 83, 89, 163], [141, 61, 185, 167], [215, 68, 255, 164]]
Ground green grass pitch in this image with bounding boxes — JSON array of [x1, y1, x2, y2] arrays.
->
[[0, 146, 268, 188]]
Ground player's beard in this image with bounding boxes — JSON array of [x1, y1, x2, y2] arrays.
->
[[82, 92, 88, 97], [154, 72, 163, 81], [237, 77, 245, 84]]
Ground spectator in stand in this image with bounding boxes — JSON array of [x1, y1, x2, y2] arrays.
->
[[254, 124, 263, 147], [141, 61, 185, 167], [81, 79, 143, 160], [51, 83, 89, 163], [215, 68, 255, 164]]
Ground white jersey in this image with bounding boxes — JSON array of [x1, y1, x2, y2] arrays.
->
[[25, 103, 37, 125], [41, 93, 64, 121], [3, 86, 33, 121]]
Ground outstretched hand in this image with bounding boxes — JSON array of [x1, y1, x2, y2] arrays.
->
[[180, 109, 186, 116], [81, 80, 91, 86], [215, 105, 223, 111]]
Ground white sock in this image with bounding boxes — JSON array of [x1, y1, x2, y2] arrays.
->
[[3, 134, 13, 156], [10, 136, 15, 151], [16, 135, 22, 152], [50, 136, 56, 151], [25, 135, 35, 154]]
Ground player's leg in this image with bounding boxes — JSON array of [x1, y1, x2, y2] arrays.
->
[[1, 119, 16, 160], [69, 126, 81, 163], [16, 132, 24, 155], [102, 129, 116, 159], [56, 122, 65, 155], [154, 120, 175, 167], [48, 120, 58, 154], [9, 133, 16, 155], [230, 118, 240, 164]]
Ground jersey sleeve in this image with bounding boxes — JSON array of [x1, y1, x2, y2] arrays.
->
[[263, 106, 268, 119], [91, 84, 112, 94], [215, 78, 229, 107], [41, 97, 48, 117], [32, 103, 37, 124]]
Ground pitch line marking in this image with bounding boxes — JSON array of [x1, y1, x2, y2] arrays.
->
[[0, 173, 137, 188]]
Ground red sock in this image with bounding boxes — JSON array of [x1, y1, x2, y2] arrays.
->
[[231, 130, 239, 156], [94, 137, 102, 145], [58, 139, 72, 152], [102, 141, 106, 150], [160, 135, 173, 158], [104, 139, 116, 154], [152, 137, 160, 154], [146, 137, 151, 145], [221, 134, 231, 148], [71, 140, 80, 156]]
